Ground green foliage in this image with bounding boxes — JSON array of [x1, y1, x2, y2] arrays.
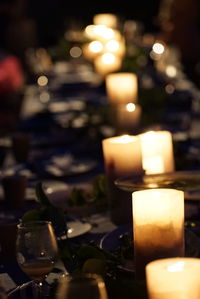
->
[[21, 182, 67, 237], [67, 175, 108, 208]]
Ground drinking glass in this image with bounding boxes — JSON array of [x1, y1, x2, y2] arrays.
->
[[56, 273, 108, 299], [16, 221, 58, 298]]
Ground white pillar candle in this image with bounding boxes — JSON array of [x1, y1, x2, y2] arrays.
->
[[106, 72, 138, 104], [102, 134, 143, 179], [94, 53, 122, 77], [93, 13, 118, 28], [102, 135, 143, 225], [146, 258, 200, 299], [132, 188, 185, 279], [139, 130, 175, 174]]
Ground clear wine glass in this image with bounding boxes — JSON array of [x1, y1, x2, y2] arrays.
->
[[16, 221, 58, 298], [56, 273, 108, 299]]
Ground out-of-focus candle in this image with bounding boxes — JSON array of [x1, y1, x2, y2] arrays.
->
[[104, 38, 126, 57], [94, 53, 122, 77], [132, 188, 185, 279], [139, 130, 175, 174], [82, 41, 103, 61], [106, 72, 138, 104], [116, 103, 141, 133], [102, 135, 143, 224], [146, 258, 200, 299], [93, 13, 118, 28]]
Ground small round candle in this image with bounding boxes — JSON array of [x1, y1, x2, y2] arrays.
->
[[146, 258, 200, 299]]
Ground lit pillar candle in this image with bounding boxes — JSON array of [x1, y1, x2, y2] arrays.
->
[[105, 72, 138, 104], [132, 188, 185, 279], [102, 135, 143, 224], [93, 13, 118, 28], [116, 103, 142, 133], [146, 258, 200, 299], [94, 53, 122, 77], [139, 130, 175, 174], [102, 134, 143, 179]]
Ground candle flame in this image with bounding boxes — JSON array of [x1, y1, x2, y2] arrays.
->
[[110, 135, 135, 144], [152, 42, 165, 55], [126, 103, 136, 112], [167, 261, 185, 272]]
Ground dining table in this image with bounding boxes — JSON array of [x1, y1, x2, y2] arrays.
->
[[1, 43, 200, 299]]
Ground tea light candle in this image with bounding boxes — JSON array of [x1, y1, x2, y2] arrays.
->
[[146, 258, 200, 299], [93, 13, 118, 28], [106, 72, 138, 104], [94, 53, 122, 77], [102, 135, 143, 225], [116, 103, 141, 133], [102, 134, 143, 179], [139, 130, 175, 174], [132, 188, 185, 279]]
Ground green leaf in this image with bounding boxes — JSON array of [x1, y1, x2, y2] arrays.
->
[[82, 258, 107, 277], [35, 182, 51, 206], [21, 209, 43, 223]]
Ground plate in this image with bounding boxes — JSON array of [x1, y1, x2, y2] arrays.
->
[[100, 224, 132, 252], [36, 155, 97, 178], [67, 221, 92, 238], [115, 170, 200, 200]]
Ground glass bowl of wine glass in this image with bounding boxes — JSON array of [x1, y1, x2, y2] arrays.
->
[[16, 221, 58, 298]]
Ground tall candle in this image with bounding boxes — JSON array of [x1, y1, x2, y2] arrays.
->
[[102, 135, 143, 224], [139, 130, 175, 174], [93, 13, 118, 28], [106, 73, 138, 104], [132, 188, 184, 279], [94, 53, 122, 77], [146, 258, 200, 299]]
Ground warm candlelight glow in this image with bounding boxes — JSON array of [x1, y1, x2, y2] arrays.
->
[[152, 42, 165, 55], [139, 130, 175, 174], [82, 41, 103, 61], [94, 53, 122, 76], [93, 13, 118, 28], [106, 72, 138, 104], [116, 103, 141, 132], [132, 188, 185, 279], [146, 258, 200, 299], [104, 39, 126, 57], [102, 134, 143, 179], [126, 103, 136, 112], [102, 134, 143, 224], [84, 24, 114, 40]]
